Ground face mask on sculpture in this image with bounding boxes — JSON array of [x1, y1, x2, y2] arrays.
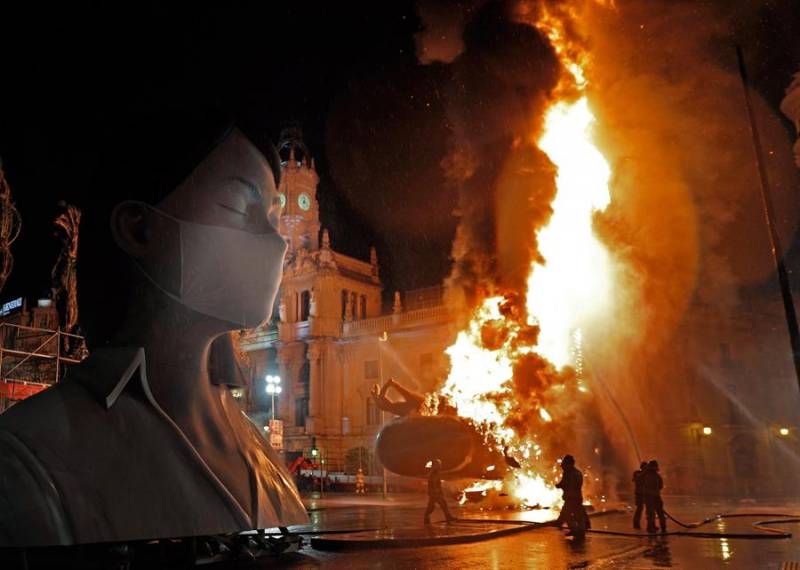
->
[[122, 201, 287, 329]]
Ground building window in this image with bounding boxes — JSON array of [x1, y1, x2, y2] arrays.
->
[[341, 289, 349, 319], [350, 291, 357, 320], [299, 359, 310, 389], [366, 397, 380, 425], [300, 290, 311, 321], [359, 295, 367, 319], [295, 397, 309, 427], [365, 360, 379, 379]]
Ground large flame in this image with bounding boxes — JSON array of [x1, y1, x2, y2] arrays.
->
[[439, 6, 614, 509], [528, 97, 612, 368]]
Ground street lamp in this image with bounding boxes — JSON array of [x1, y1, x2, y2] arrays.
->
[[266, 374, 282, 420], [378, 331, 389, 499], [702, 425, 712, 436]]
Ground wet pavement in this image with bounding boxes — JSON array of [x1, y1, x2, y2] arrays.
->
[[217, 494, 800, 569]]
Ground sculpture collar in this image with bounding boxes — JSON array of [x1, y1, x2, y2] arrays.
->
[[67, 346, 149, 409]]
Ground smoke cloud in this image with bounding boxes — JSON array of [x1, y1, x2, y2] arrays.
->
[[577, 0, 800, 459], [437, 0, 562, 313], [414, 1, 474, 65], [435, 0, 800, 494]]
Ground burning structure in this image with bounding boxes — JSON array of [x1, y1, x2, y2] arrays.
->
[[378, 0, 621, 510], [380, 0, 800, 505], [242, 0, 800, 501]]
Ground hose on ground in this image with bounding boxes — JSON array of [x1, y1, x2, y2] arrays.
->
[[447, 511, 800, 540]]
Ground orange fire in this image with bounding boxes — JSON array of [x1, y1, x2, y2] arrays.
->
[[439, 4, 615, 509]]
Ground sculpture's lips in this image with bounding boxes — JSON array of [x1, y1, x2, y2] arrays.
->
[[375, 415, 506, 480]]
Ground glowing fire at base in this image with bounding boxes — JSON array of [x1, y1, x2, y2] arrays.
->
[[438, 10, 615, 509]]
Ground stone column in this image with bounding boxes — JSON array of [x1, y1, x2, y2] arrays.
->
[[392, 290, 402, 325], [337, 346, 354, 436], [276, 348, 295, 426], [307, 344, 322, 432]]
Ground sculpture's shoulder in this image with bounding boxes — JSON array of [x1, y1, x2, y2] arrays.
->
[[0, 376, 91, 441], [0, 374, 116, 547], [0, 346, 149, 451], [0, 386, 78, 546], [0, 352, 250, 545]]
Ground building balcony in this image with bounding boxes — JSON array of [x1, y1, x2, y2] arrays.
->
[[240, 327, 279, 352], [342, 304, 451, 338], [241, 301, 452, 348]]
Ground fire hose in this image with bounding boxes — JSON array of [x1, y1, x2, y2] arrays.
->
[[588, 511, 800, 539], [448, 511, 800, 540]]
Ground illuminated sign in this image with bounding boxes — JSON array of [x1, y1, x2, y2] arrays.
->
[[0, 297, 22, 316]]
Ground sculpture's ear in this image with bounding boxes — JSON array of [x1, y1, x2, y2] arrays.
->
[[109, 201, 154, 258], [109, 201, 182, 296]]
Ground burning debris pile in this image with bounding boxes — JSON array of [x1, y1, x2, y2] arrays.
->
[[430, 0, 617, 509], [405, 0, 800, 506]]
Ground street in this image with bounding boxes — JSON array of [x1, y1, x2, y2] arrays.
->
[[223, 494, 800, 569]]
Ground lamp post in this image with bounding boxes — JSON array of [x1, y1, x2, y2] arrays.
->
[[378, 330, 389, 499], [266, 374, 282, 420], [311, 446, 324, 497]]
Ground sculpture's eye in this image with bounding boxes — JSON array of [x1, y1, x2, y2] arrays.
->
[[217, 178, 262, 219]]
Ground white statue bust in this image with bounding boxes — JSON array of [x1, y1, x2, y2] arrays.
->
[[0, 116, 307, 547]]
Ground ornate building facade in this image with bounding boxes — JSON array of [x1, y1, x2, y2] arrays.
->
[[242, 130, 455, 473], [241, 128, 800, 498]]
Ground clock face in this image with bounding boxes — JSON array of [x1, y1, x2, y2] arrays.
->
[[298, 193, 311, 211], [278, 192, 286, 209]]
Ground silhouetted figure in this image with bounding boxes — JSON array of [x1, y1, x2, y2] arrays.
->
[[355, 468, 366, 494], [632, 461, 647, 529], [555, 455, 591, 534], [642, 460, 667, 533], [371, 378, 425, 417], [424, 459, 455, 524]]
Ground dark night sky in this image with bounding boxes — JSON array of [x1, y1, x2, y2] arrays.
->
[[0, 2, 456, 305], [0, 1, 797, 308]]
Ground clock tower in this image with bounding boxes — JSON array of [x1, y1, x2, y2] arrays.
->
[[277, 126, 321, 253]]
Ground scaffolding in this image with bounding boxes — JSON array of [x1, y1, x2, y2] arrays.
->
[[0, 322, 86, 412]]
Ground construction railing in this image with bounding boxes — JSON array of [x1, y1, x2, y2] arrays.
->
[[0, 322, 87, 410]]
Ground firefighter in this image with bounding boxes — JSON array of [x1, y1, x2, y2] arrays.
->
[[555, 454, 591, 534], [632, 461, 647, 529], [355, 467, 366, 494], [642, 459, 667, 533], [424, 459, 455, 524]]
